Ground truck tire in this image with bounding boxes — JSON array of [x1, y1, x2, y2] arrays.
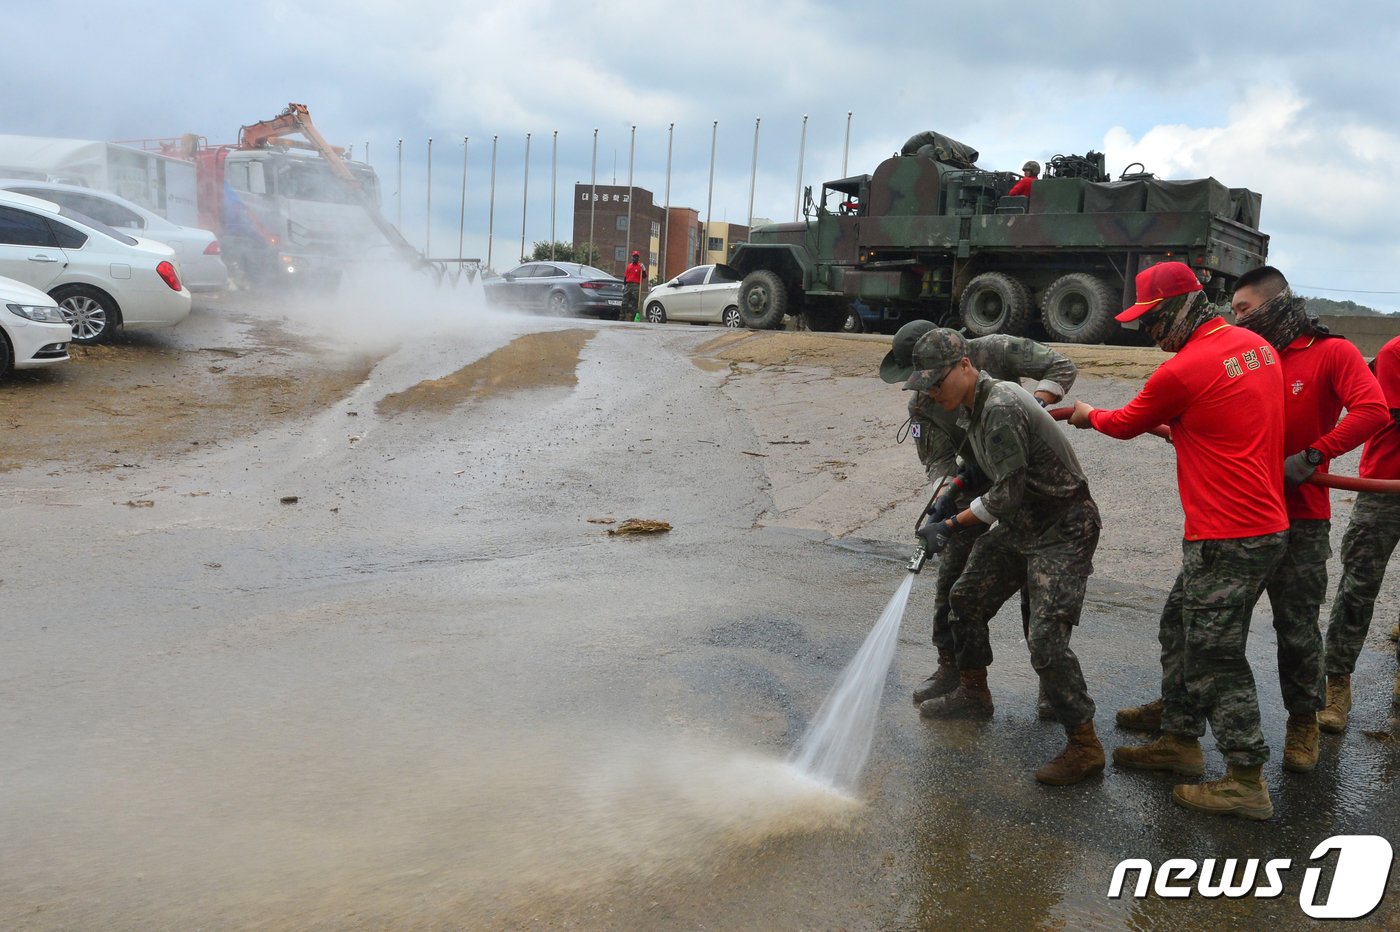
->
[[1040, 273, 1118, 344], [959, 272, 1031, 337], [739, 269, 788, 329]]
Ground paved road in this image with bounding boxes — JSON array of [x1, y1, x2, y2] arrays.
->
[[2, 308, 1397, 929]]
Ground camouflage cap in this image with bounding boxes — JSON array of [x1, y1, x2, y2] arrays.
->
[[878, 319, 936, 383], [903, 328, 968, 392]]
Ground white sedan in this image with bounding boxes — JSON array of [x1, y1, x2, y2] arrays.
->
[[644, 264, 743, 327], [0, 190, 191, 344], [0, 179, 228, 292], [0, 274, 70, 379]]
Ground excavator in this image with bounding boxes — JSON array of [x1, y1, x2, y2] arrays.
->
[[146, 103, 427, 287]]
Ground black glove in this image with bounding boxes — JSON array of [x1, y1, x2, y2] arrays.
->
[[955, 462, 987, 487], [917, 517, 961, 555], [1283, 448, 1321, 486], [927, 491, 958, 524]]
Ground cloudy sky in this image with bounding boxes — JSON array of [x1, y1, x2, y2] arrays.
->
[[5, 0, 1398, 310]]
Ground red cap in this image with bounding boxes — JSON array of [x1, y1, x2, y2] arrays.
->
[[1117, 261, 1203, 322], [631, 251, 640, 257]]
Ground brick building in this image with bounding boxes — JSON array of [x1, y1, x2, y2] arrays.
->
[[571, 183, 751, 282], [572, 184, 664, 279]]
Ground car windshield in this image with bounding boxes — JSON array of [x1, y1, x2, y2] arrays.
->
[[711, 264, 741, 283], [56, 206, 138, 245], [579, 266, 615, 280]]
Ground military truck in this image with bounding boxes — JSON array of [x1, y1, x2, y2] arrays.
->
[[728, 131, 1268, 343]]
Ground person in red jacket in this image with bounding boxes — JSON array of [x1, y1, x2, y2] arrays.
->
[[1008, 161, 1039, 199], [622, 251, 646, 322], [1069, 261, 1288, 820], [1114, 266, 1389, 773], [1323, 332, 1400, 726]]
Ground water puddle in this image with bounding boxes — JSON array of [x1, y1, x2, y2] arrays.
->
[[375, 328, 593, 414]]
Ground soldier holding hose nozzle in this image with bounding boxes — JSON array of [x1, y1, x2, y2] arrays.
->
[[883, 321, 1077, 718], [905, 329, 1104, 787]]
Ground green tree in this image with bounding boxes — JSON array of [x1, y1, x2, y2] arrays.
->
[[523, 241, 602, 266]]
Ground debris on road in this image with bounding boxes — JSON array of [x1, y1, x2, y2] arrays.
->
[[607, 518, 672, 536], [122, 499, 155, 508], [280, 495, 299, 504], [587, 517, 617, 525]]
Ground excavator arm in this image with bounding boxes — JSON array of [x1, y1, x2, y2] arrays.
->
[[239, 103, 424, 266]]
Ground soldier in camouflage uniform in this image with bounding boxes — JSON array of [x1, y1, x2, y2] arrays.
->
[[1071, 262, 1287, 820], [881, 322, 1078, 715], [906, 328, 1104, 786], [1323, 332, 1400, 724]]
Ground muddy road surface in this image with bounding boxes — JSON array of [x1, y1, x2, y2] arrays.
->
[[2, 288, 1397, 929]]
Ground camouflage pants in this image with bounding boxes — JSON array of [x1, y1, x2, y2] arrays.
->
[[1263, 520, 1330, 714], [1158, 532, 1286, 768], [932, 522, 1030, 651], [948, 497, 1100, 727], [1326, 492, 1400, 675], [622, 282, 639, 319]]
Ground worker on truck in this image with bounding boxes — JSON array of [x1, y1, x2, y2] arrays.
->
[[1008, 160, 1039, 199], [881, 321, 1078, 718]]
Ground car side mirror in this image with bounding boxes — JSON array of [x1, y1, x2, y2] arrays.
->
[[501, 272, 515, 281], [667, 280, 679, 287]]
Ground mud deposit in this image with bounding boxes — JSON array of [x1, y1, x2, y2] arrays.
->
[[376, 329, 593, 415]]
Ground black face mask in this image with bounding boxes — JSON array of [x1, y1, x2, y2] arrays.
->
[[1236, 285, 1326, 351], [1140, 290, 1215, 352]]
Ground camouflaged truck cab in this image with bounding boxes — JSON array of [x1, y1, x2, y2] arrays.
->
[[727, 131, 1268, 344]]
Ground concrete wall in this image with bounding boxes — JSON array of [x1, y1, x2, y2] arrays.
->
[[1326, 315, 1400, 357]]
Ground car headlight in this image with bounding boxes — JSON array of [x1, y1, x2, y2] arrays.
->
[[7, 303, 67, 324]]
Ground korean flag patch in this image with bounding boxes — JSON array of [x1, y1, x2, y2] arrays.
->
[[911, 422, 922, 439]]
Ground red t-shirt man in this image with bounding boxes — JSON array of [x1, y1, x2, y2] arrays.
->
[[623, 254, 646, 284], [1275, 334, 1388, 518], [1087, 318, 1287, 539], [1360, 334, 1400, 480]]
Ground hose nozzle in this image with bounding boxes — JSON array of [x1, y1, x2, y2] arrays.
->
[[907, 545, 928, 574]]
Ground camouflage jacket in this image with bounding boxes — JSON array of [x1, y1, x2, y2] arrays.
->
[[962, 373, 1091, 534], [908, 335, 1078, 481]]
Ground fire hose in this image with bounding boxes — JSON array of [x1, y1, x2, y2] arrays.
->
[[1046, 406, 1400, 493]]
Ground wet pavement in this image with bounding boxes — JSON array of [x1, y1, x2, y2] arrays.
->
[[2, 301, 1398, 929]]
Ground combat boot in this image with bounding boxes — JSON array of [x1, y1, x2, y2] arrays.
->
[[919, 668, 993, 721], [1318, 674, 1352, 733], [1035, 721, 1105, 785], [1114, 697, 1164, 732], [1172, 765, 1273, 821], [1282, 713, 1320, 773], [1112, 733, 1205, 777], [1390, 621, 1399, 641], [1037, 682, 1055, 721], [912, 649, 959, 705]]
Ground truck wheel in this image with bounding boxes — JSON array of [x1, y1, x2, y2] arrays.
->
[[739, 270, 788, 329], [1041, 273, 1118, 344], [842, 308, 864, 333], [959, 272, 1031, 337]]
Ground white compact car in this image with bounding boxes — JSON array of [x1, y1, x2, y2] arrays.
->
[[0, 274, 70, 379], [0, 179, 228, 292], [644, 264, 743, 327], [0, 190, 191, 343]]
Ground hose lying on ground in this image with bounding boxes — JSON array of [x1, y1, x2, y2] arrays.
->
[[1046, 407, 1400, 494]]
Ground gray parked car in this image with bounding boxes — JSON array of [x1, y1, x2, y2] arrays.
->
[[483, 262, 625, 319]]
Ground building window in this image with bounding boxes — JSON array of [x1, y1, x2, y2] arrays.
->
[[650, 221, 660, 236], [616, 215, 628, 231], [707, 237, 723, 252], [649, 252, 658, 266], [615, 246, 627, 262]]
